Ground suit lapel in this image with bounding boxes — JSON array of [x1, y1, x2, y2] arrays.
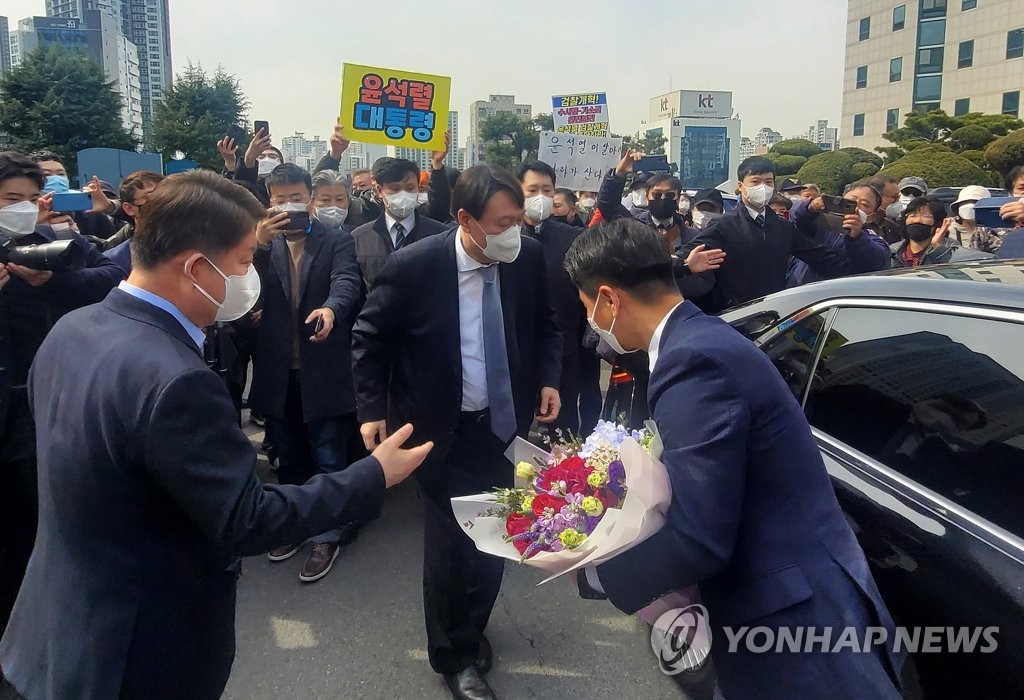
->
[[373, 215, 395, 254], [442, 233, 462, 378], [297, 227, 325, 307], [270, 238, 291, 302]]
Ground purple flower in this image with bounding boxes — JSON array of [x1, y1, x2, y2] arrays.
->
[[607, 460, 626, 498]]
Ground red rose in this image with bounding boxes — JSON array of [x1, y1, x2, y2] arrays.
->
[[506, 512, 533, 538], [538, 456, 592, 494], [532, 493, 567, 518]]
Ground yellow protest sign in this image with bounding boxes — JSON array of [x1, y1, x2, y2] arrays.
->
[[339, 63, 451, 151]]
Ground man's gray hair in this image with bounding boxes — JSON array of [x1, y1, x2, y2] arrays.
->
[[311, 170, 350, 192]]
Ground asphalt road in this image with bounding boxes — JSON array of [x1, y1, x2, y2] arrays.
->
[[222, 417, 690, 700]]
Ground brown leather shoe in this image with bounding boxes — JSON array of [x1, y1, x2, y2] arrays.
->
[[299, 542, 340, 582], [267, 543, 301, 562]]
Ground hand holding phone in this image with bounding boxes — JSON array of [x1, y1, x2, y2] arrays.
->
[[51, 192, 94, 213]]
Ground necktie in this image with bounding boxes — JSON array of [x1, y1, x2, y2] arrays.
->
[[755, 213, 766, 229], [479, 266, 516, 441], [394, 222, 406, 250]]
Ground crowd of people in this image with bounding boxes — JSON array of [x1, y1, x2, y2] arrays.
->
[[0, 121, 1022, 700]]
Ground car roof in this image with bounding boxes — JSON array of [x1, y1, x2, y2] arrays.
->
[[721, 259, 1024, 322]]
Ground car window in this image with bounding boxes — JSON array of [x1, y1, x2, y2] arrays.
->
[[760, 311, 832, 402], [803, 307, 1024, 538]]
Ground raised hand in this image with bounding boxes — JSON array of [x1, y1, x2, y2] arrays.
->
[[217, 136, 238, 171], [244, 128, 272, 168], [685, 244, 727, 273], [329, 124, 350, 159], [371, 423, 434, 488], [615, 149, 645, 177], [431, 129, 452, 170]]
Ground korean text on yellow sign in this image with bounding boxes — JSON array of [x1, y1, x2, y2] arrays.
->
[[339, 63, 451, 151]]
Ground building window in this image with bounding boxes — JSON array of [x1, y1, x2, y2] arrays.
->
[[917, 47, 944, 73], [954, 97, 971, 116], [853, 113, 865, 137], [919, 19, 946, 46], [887, 108, 900, 132], [856, 65, 868, 89], [962, 0, 976, 8], [1004, 91, 1021, 117], [914, 75, 943, 102], [859, 16, 871, 41], [893, 4, 906, 31], [1009, 29, 1024, 59], [958, 40, 974, 68], [890, 57, 903, 81], [920, 0, 948, 19]]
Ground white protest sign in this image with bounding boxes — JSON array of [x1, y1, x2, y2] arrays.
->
[[537, 131, 623, 192]]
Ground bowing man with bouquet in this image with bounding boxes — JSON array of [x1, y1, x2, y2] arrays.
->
[[560, 219, 904, 700]]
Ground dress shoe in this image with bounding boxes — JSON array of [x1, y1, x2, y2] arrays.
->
[[444, 667, 496, 700], [267, 543, 301, 562], [299, 542, 340, 582], [475, 634, 493, 674]]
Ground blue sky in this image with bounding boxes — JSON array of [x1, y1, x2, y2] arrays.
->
[[5, 0, 849, 147]]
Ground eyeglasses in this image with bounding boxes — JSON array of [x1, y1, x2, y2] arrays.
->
[[649, 191, 679, 201]]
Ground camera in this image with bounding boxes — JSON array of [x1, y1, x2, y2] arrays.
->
[[0, 235, 88, 272]]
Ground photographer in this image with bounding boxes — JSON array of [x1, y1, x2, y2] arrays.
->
[[0, 151, 124, 634]]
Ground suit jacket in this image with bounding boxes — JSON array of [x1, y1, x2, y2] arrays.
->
[[523, 219, 584, 358], [350, 210, 449, 291], [351, 229, 562, 482], [249, 221, 362, 421], [0, 290, 386, 700], [682, 206, 851, 312], [595, 303, 902, 699]]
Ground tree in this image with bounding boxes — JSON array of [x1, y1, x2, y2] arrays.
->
[[879, 109, 1022, 164], [479, 111, 540, 169], [880, 144, 993, 187], [837, 147, 883, 171], [794, 151, 858, 194], [769, 139, 822, 158], [0, 45, 137, 174], [949, 124, 996, 152], [617, 130, 667, 155], [150, 63, 250, 170], [984, 129, 1024, 178], [765, 153, 807, 177]]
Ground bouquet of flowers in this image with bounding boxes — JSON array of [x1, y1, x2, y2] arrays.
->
[[452, 420, 672, 584]]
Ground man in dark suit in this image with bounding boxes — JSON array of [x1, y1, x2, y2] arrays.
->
[[681, 156, 872, 312], [350, 157, 450, 290], [352, 165, 562, 700], [0, 171, 431, 700], [516, 161, 586, 435], [248, 164, 365, 582], [563, 218, 903, 699], [0, 152, 125, 636]]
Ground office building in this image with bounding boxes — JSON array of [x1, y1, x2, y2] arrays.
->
[[394, 111, 461, 171], [338, 142, 389, 174], [11, 15, 142, 138], [806, 119, 840, 150], [842, 0, 1024, 151], [753, 126, 783, 154], [466, 95, 532, 166], [46, 0, 171, 137], [281, 132, 328, 173], [1, 17, 12, 73], [642, 90, 742, 190], [739, 136, 755, 161]]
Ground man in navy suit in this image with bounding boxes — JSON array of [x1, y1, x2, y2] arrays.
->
[[0, 170, 432, 700], [563, 218, 903, 699], [353, 165, 562, 700]]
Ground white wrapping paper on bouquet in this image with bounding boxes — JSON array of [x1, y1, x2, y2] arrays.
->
[[451, 422, 672, 584]]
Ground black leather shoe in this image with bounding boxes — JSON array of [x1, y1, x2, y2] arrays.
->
[[443, 667, 496, 700], [474, 635, 493, 674]]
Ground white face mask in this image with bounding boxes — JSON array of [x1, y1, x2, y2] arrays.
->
[[899, 194, 915, 205], [578, 197, 597, 212], [384, 191, 419, 220], [743, 183, 774, 209], [524, 194, 553, 223], [187, 255, 261, 323], [588, 296, 637, 355], [274, 202, 308, 213], [416, 192, 430, 205], [257, 157, 281, 176], [692, 209, 719, 229], [858, 208, 869, 224], [678, 199, 691, 214], [886, 202, 906, 220], [316, 206, 348, 228], [0, 201, 41, 237], [631, 190, 648, 207], [958, 203, 976, 221], [470, 219, 522, 264]]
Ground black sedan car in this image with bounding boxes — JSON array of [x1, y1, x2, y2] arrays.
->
[[720, 260, 1024, 699]]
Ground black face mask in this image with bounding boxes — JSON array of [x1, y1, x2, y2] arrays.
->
[[648, 198, 677, 220], [550, 214, 569, 225], [905, 223, 934, 243]]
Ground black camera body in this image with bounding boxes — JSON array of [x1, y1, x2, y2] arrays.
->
[[0, 235, 87, 272]]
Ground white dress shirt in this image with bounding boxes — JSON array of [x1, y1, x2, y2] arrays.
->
[[745, 204, 764, 221], [385, 210, 417, 248], [455, 230, 496, 411], [647, 301, 686, 373]]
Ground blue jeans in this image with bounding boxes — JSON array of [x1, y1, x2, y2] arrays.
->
[[267, 370, 356, 544]]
